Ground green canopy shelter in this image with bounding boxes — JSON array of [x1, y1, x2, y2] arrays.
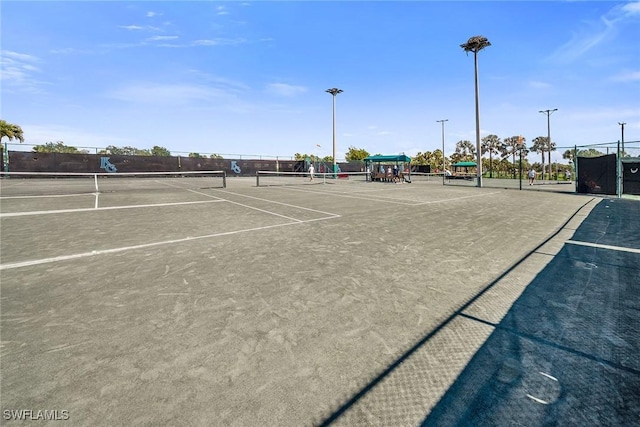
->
[[364, 154, 412, 182], [451, 161, 477, 179], [452, 161, 477, 167], [364, 154, 412, 163]]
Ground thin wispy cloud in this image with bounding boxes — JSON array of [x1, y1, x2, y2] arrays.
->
[[146, 11, 162, 18], [106, 36, 247, 50], [611, 70, 640, 82], [192, 38, 247, 46], [529, 80, 552, 89], [217, 6, 229, 16], [105, 78, 279, 114], [1, 51, 38, 62], [0, 50, 47, 93], [621, 1, 640, 16], [50, 48, 86, 55], [185, 70, 250, 93], [265, 83, 308, 97], [106, 82, 238, 105], [146, 35, 179, 42], [120, 25, 144, 31], [119, 24, 162, 32], [549, 1, 640, 63]]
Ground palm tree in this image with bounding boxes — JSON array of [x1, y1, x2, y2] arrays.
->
[[501, 136, 527, 178], [1, 120, 25, 172], [453, 140, 476, 162], [481, 134, 501, 178], [562, 148, 576, 164], [530, 136, 547, 179]]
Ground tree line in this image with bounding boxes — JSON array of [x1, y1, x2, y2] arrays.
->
[[0, 121, 224, 159], [294, 146, 377, 163], [2, 120, 609, 175], [411, 135, 607, 179]]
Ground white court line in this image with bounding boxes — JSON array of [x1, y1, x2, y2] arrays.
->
[[151, 181, 226, 201], [0, 200, 224, 218], [340, 186, 415, 195], [212, 188, 344, 216], [296, 184, 419, 200], [566, 240, 640, 254], [222, 199, 308, 222], [271, 185, 418, 205], [0, 192, 97, 200], [0, 216, 338, 271], [526, 394, 550, 405], [159, 181, 319, 223], [274, 185, 501, 206], [414, 191, 502, 205]]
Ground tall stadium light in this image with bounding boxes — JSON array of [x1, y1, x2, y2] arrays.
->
[[517, 135, 524, 191], [437, 119, 448, 185], [326, 88, 343, 174], [618, 122, 626, 157], [461, 35, 491, 188], [539, 108, 558, 180]]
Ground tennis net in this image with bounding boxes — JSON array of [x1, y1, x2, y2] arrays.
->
[[256, 171, 370, 187], [0, 171, 227, 197], [408, 172, 441, 182]]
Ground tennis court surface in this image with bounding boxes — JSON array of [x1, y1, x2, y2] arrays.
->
[[1, 175, 638, 425]]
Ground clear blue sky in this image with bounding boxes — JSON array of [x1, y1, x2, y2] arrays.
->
[[2, 1, 639, 161]]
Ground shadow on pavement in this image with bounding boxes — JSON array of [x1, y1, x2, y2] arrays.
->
[[422, 198, 640, 425]]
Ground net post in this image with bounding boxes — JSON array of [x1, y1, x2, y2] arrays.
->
[[256, 171, 260, 187], [222, 171, 227, 188]]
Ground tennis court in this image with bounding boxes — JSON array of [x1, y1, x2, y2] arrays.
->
[[1, 174, 637, 425]]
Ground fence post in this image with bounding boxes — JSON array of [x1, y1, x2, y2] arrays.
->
[[617, 140, 622, 198], [3, 142, 7, 172], [574, 145, 578, 193]]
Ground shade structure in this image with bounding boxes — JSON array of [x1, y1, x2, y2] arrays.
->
[[363, 154, 411, 163], [453, 161, 477, 167]]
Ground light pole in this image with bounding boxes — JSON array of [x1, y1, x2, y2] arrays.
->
[[618, 122, 626, 157], [325, 88, 343, 174], [437, 119, 448, 185], [461, 35, 491, 188], [517, 135, 524, 191], [539, 108, 557, 180], [2, 142, 7, 173]]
